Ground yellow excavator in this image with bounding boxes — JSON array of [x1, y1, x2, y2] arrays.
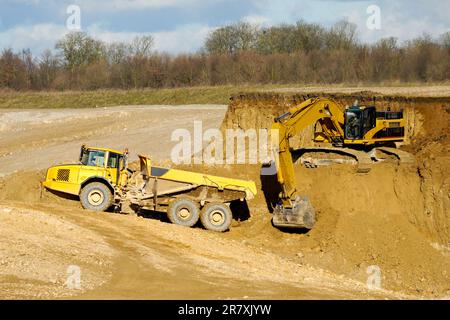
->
[[269, 97, 413, 229]]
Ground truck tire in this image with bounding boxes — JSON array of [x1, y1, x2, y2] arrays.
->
[[167, 198, 200, 227], [80, 182, 113, 212], [200, 203, 232, 232]]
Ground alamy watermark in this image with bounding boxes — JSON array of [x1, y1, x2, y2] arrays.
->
[[66, 4, 81, 31], [366, 4, 381, 30], [366, 265, 382, 290], [171, 121, 279, 167], [65, 265, 81, 290]]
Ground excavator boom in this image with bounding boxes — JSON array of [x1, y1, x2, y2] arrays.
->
[[271, 98, 346, 229], [272, 98, 348, 203]]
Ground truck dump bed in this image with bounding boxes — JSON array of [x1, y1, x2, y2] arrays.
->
[[138, 155, 257, 200]]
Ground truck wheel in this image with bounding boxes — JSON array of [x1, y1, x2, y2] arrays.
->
[[167, 198, 200, 227], [80, 182, 113, 212], [200, 203, 232, 232]]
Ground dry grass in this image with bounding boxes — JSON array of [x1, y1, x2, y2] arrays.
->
[[0, 86, 273, 109], [0, 83, 449, 109], [270, 83, 450, 97]]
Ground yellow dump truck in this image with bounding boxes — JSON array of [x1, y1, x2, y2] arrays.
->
[[43, 145, 257, 232]]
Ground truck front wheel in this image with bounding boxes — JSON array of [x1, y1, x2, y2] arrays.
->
[[80, 182, 113, 212], [200, 203, 232, 232], [167, 198, 200, 227]]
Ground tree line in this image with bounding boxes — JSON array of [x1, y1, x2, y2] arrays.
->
[[0, 21, 449, 90]]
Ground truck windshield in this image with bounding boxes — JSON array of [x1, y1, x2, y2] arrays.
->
[[80, 150, 106, 167]]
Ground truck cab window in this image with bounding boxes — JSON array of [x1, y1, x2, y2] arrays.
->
[[108, 153, 120, 168], [81, 150, 106, 168]]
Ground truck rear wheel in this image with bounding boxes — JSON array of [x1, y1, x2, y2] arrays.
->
[[200, 203, 232, 232], [80, 182, 113, 212], [167, 198, 200, 227]]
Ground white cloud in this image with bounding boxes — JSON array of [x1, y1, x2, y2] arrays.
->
[[0, 22, 213, 55], [73, 0, 222, 11], [346, 1, 450, 43], [242, 15, 271, 26], [0, 23, 68, 53], [4, 0, 216, 8], [1, 0, 448, 55], [88, 23, 213, 54], [151, 24, 212, 54]]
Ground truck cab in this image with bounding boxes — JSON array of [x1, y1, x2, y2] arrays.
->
[[43, 145, 127, 211], [78, 146, 126, 186]]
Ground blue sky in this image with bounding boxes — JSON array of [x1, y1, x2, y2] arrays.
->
[[0, 0, 449, 55]]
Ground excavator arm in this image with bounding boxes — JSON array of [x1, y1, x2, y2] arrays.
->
[[272, 98, 344, 201], [270, 98, 346, 229]]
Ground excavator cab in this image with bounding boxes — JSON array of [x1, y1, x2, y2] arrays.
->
[[344, 106, 377, 140]]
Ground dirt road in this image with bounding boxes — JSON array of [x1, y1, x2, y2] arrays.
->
[[0, 105, 226, 176]]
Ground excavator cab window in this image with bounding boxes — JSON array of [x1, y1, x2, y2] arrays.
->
[[344, 108, 363, 139], [362, 107, 376, 134]]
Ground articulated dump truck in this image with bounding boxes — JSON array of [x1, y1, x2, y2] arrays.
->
[[43, 145, 257, 232]]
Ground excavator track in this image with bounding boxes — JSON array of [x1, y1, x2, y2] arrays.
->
[[297, 147, 372, 173], [374, 147, 416, 165], [297, 147, 415, 172]]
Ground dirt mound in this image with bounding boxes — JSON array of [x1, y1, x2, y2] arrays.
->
[[0, 170, 81, 207], [292, 164, 449, 296], [0, 168, 406, 299], [0, 203, 115, 299], [178, 162, 449, 297], [0, 172, 114, 299]]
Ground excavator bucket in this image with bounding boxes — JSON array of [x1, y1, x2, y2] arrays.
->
[[272, 196, 316, 229]]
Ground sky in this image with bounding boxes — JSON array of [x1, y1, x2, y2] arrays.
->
[[0, 0, 449, 55]]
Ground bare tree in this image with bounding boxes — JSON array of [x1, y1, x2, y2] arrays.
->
[[205, 22, 258, 54], [0, 21, 448, 90], [56, 32, 105, 70], [0, 49, 28, 89], [326, 20, 358, 50], [129, 35, 154, 57], [38, 50, 60, 89]]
